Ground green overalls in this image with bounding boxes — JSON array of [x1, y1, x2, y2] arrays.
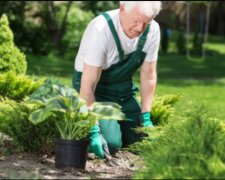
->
[[73, 12, 150, 154]]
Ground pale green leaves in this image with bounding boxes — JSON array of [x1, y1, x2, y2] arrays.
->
[[28, 84, 126, 140], [92, 102, 126, 121]]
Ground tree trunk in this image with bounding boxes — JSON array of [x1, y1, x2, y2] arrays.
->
[[202, 3, 211, 59], [186, 2, 190, 58], [55, 1, 72, 52], [43, 1, 73, 53]]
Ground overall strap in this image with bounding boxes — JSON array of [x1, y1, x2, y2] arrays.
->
[[136, 24, 150, 52], [101, 12, 124, 61]]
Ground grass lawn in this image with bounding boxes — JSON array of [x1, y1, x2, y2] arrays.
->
[[26, 36, 225, 119], [26, 53, 74, 86]]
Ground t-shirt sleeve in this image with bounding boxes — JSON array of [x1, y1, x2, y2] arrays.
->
[[83, 26, 107, 67], [145, 23, 160, 62]]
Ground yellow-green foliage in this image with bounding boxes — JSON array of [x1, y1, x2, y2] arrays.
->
[[0, 71, 44, 101], [134, 107, 225, 179], [0, 14, 27, 74], [0, 98, 59, 153], [151, 94, 181, 125], [126, 94, 180, 153]]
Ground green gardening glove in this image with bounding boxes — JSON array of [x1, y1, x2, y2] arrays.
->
[[139, 112, 153, 127], [88, 125, 108, 159]]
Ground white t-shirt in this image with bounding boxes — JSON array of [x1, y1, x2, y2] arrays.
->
[[75, 9, 160, 72]]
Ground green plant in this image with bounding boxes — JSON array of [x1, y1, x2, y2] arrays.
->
[[0, 14, 27, 74], [28, 78, 65, 102], [133, 106, 225, 179], [0, 71, 44, 101], [151, 94, 181, 125], [29, 84, 126, 140], [126, 94, 181, 153], [0, 98, 59, 153]]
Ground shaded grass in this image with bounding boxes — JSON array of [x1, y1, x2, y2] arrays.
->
[[158, 52, 225, 85], [26, 53, 74, 86]]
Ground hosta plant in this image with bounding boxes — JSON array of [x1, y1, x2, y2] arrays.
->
[[28, 84, 126, 140]]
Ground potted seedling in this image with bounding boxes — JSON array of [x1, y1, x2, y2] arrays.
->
[[28, 84, 125, 169]]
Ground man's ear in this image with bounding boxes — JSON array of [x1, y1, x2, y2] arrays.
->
[[120, 4, 125, 13]]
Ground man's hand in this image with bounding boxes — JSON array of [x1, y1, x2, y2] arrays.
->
[[88, 125, 109, 159], [139, 112, 153, 127]]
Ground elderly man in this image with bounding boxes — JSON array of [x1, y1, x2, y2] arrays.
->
[[73, 1, 161, 158]]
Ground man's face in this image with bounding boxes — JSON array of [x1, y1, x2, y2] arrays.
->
[[120, 5, 153, 39]]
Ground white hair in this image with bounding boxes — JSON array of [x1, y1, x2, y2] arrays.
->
[[120, 1, 162, 18]]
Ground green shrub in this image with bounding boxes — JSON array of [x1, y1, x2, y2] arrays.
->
[[126, 94, 180, 153], [0, 98, 59, 153], [151, 94, 181, 126], [0, 14, 27, 74], [0, 78, 75, 153], [133, 107, 225, 179], [0, 76, 59, 153], [0, 71, 44, 101]]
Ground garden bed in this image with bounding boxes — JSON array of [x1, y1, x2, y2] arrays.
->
[[0, 135, 141, 179]]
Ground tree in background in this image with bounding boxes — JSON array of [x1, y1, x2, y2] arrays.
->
[[39, 1, 73, 53], [80, 1, 119, 15], [0, 1, 53, 54], [54, 3, 94, 58], [0, 2, 94, 57], [0, 14, 26, 74], [176, 27, 187, 55], [186, 1, 212, 59]]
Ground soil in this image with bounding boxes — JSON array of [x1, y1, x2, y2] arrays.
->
[[0, 134, 142, 179]]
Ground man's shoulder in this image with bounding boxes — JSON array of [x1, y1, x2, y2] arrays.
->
[[149, 20, 160, 33], [89, 9, 119, 33]]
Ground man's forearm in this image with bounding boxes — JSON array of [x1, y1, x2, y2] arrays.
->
[[80, 87, 96, 107], [80, 63, 102, 107], [140, 78, 157, 112]]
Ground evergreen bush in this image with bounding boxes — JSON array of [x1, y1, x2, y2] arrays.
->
[[134, 107, 225, 179], [126, 94, 181, 153], [0, 98, 59, 153], [151, 94, 181, 126], [0, 14, 27, 74], [0, 71, 43, 101]]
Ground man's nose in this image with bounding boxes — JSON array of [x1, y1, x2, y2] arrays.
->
[[136, 23, 146, 33]]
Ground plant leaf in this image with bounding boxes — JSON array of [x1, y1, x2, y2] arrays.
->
[[29, 108, 53, 125], [46, 98, 68, 112], [92, 102, 126, 120]]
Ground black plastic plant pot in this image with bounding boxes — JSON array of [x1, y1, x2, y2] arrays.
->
[[55, 138, 90, 169]]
